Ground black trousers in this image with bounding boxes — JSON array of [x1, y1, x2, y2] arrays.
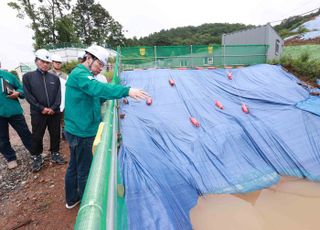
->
[[30, 112, 60, 155], [0, 115, 32, 162]]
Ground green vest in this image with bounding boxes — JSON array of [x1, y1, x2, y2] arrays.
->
[[64, 64, 130, 137], [0, 70, 24, 117]]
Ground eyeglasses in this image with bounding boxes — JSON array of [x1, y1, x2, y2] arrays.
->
[[96, 60, 105, 68]]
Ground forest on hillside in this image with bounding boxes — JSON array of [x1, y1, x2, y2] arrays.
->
[[274, 8, 320, 38], [124, 23, 254, 46], [124, 9, 320, 47]]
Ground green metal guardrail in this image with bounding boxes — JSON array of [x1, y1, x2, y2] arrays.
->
[[75, 47, 127, 230]]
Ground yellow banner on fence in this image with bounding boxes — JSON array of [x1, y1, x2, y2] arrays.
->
[[140, 48, 146, 56], [92, 122, 104, 155]]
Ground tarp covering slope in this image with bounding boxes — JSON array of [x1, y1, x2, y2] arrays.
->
[[118, 64, 320, 230]]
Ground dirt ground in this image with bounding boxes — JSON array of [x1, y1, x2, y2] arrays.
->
[[0, 101, 77, 230], [285, 37, 320, 46]]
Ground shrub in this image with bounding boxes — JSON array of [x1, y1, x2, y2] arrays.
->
[[104, 71, 114, 82], [272, 51, 320, 83], [62, 60, 79, 74]]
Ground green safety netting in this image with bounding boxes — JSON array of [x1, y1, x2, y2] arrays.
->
[[120, 44, 268, 69]]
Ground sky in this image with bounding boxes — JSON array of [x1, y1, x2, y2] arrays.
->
[[0, 0, 319, 70]]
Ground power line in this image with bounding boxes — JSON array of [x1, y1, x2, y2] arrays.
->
[[268, 6, 320, 24], [289, 0, 317, 14]]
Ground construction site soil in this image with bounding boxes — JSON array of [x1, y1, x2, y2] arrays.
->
[[284, 37, 320, 46], [0, 101, 76, 230]]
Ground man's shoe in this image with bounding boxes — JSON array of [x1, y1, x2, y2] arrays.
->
[[31, 155, 44, 172], [7, 160, 18, 169], [51, 152, 66, 164], [65, 200, 80, 209]]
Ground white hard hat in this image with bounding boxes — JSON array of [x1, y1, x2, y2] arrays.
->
[[78, 51, 85, 59], [51, 54, 63, 63], [35, 49, 51, 62], [85, 45, 108, 65]]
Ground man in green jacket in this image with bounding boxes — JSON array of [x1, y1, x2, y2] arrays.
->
[[64, 45, 149, 209], [0, 69, 32, 169]]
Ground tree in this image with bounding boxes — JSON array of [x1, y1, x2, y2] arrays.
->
[[124, 23, 254, 46], [124, 36, 139, 47], [8, 0, 74, 49], [72, 0, 125, 47], [56, 16, 80, 44]]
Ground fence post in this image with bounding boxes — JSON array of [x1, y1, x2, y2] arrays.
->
[[154, 46, 157, 68], [222, 34, 226, 66], [190, 45, 193, 68]]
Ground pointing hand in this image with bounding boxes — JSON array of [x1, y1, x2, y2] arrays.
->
[[128, 88, 149, 100]]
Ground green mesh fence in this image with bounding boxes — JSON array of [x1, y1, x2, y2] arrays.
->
[[120, 44, 268, 69]]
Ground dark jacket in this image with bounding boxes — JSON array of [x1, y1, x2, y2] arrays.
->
[[23, 69, 61, 114]]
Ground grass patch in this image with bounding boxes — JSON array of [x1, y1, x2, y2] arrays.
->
[[283, 45, 320, 61], [270, 48, 320, 84]]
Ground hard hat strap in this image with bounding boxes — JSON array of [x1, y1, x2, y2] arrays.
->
[[88, 58, 96, 70], [89, 58, 99, 75]]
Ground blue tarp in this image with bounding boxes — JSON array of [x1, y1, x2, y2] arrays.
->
[[118, 64, 320, 230], [297, 96, 320, 116]]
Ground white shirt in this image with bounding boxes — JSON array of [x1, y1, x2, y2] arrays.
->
[[94, 74, 108, 83]]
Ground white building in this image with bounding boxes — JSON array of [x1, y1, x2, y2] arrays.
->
[[49, 47, 86, 62]]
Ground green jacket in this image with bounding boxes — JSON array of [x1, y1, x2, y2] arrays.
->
[[0, 70, 25, 117], [64, 64, 130, 137]]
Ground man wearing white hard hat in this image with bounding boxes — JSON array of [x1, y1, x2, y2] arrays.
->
[[64, 45, 149, 209], [78, 50, 107, 83], [49, 54, 68, 140], [50, 54, 67, 80], [23, 49, 66, 172]]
